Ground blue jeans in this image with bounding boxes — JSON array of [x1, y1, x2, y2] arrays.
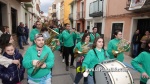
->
[[133, 44, 139, 57], [74, 62, 87, 84], [88, 75, 94, 84], [18, 36, 27, 48], [28, 73, 52, 84]]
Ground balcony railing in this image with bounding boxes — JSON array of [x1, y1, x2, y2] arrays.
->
[[89, 0, 103, 17], [69, 13, 73, 21], [125, 0, 150, 11], [77, 11, 85, 20], [24, 2, 33, 8]]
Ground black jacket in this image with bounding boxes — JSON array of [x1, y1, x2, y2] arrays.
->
[[0, 49, 25, 84], [132, 33, 141, 44]]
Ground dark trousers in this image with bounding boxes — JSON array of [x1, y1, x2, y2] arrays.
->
[[63, 46, 74, 66], [74, 62, 87, 84], [140, 81, 146, 84], [60, 46, 65, 59]]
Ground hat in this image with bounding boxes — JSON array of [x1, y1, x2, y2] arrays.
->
[[34, 33, 44, 40]]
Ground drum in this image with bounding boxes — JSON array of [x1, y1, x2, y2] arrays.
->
[[147, 79, 150, 84], [94, 59, 133, 84]]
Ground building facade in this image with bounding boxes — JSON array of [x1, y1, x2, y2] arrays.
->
[[0, 0, 40, 34]]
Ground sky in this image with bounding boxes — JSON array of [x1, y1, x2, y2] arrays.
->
[[40, 0, 54, 16]]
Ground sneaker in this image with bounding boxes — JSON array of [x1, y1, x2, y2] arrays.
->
[[70, 65, 76, 69], [62, 59, 65, 63], [66, 66, 69, 71]]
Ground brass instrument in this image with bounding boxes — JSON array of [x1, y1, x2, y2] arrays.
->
[[45, 28, 59, 51], [31, 53, 48, 76], [74, 43, 92, 58], [112, 39, 130, 57]]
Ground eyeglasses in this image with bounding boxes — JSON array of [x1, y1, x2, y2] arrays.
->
[[35, 34, 43, 39]]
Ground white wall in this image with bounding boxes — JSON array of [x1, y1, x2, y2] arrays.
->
[[0, 0, 38, 33], [56, 3, 60, 25], [73, 1, 77, 28]]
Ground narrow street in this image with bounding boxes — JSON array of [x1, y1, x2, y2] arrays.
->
[[20, 45, 140, 84]]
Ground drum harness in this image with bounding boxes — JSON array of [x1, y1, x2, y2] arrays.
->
[[92, 49, 109, 83]]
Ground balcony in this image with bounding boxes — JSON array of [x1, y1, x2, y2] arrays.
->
[[18, 0, 32, 2], [125, 0, 150, 12], [52, 9, 56, 13], [52, 13, 56, 17], [77, 11, 85, 20], [69, 13, 73, 21], [24, 2, 33, 8], [89, 0, 103, 17]]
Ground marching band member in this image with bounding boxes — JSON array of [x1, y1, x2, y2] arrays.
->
[[23, 34, 54, 84], [30, 21, 42, 44], [90, 27, 100, 43], [82, 36, 109, 84], [131, 39, 150, 84], [73, 33, 91, 84], [107, 30, 130, 62], [62, 23, 76, 71]]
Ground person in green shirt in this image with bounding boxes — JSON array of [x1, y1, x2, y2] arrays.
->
[[73, 33, 92, 84], [90, 27, 100, 43], [107, 30, 130, 62], [131, 39, 150, 84], [62, 23, 76, 71], [29, 21, 42, 44], [82, 36, 109, 84], [23, 33, 54, 84]]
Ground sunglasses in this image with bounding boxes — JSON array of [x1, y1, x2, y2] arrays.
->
[[35, 34, 43, 39]]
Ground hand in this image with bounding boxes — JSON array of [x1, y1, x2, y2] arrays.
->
[[142, 72, 149, 79], [12, 60, 20, 65], [41, 63, 46, 68], [32, 60, 39, 66], [127, 41, 131, 45], [56, 41, 60, 46]]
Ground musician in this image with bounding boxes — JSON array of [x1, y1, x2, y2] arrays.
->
[[90, 27, 100, 43], [62, 23, 76, 71], [23, 33, 54, 84], [131, 39, 150, 84], [107, 30, 130, 62], [30, 21, 42, 44], [82, 36, 109, 84], [73, 33, 91, 84]]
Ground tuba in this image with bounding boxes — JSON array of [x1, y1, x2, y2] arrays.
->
[[74, 42, 92, 58], [44, 28, 59, 51], [112, 39, 130, 57]]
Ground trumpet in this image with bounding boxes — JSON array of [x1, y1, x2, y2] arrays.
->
[[112, 39, 130, 57]]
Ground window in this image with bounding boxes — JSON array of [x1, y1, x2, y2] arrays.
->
[[111, 23, 123, 39]]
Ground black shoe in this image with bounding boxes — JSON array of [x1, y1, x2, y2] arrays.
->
[[20, 47, 24, 49], [66, 66, 69, 71], [70, 65, 76, 69]]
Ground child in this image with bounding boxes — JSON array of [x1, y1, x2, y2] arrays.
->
[[0, 43, 25, 84]]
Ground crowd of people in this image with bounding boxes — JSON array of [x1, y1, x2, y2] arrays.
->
[[0, 21, 149, 84]]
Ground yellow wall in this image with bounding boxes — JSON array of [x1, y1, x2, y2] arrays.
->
[[63, 0, 72, 24]]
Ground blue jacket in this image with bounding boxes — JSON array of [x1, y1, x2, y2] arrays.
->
[[0, 49, 25, 84]]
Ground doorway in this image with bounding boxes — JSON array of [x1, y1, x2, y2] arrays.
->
[[94, 23, 102, 35], [11, 8, 17, 34], [77, 23, 80, 32], [111, 23, 123, 39], [137, 19, 150, 36]]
